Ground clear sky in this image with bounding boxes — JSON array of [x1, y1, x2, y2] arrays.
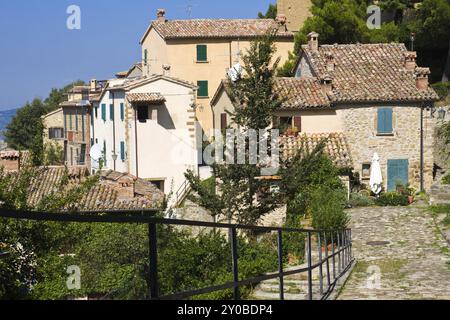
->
[[0, 0, 273, 111]]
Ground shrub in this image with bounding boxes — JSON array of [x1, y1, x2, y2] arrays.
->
[[310, 186, 350, 231], [375, 192, 409, 207], [431, 82, 450, 100], [442, 173, 450, 185], [349, 193, 375, 207]]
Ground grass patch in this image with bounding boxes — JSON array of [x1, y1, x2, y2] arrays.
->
[[428, 205, 450, 215], [352, 259, 407, 275]]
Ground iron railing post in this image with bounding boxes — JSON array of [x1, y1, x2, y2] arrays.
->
[[318, 232, 323, 296], [324, 232, 331, 288], [337, 232, 342, 274], [148, 223, 159, 300], [307, 231, 313, 300], [331, 231, 336, 280], [277, 230, 284, 300], [229, 227, 239, 300]]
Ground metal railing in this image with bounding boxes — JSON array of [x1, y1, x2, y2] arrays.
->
[[0, 208, 354, 300]]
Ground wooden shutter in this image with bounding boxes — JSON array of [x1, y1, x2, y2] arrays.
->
[[101, 104, 106, 121], [110, 104, 114, 121], [197, 45, 207, 62], [377, 108, 393, 134], [120, 103, 125, 121], [293, 116, 302, 132], [221, 113, 227, 130], [120, 141, 125, 161], [197, 81, 208, 97]]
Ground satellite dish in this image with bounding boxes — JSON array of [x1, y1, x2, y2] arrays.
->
[[90, 144, 102, 161], [228, 63, 242, 82]]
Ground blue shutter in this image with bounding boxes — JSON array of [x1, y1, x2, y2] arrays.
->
[[387, 159, 409, 191], [378, 108, 393, 134], [120, 141, 125, 161], [101, 104, 106, 121], [110, 104, 114, 121], [120, 103, 125, 121]]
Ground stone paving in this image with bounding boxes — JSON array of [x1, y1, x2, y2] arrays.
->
[[338, 205, 450, 300]]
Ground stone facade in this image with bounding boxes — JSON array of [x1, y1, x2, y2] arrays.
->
[[277, 0, 312, 31], [339, 104, 435, 191], [42, 108, 65, 152]]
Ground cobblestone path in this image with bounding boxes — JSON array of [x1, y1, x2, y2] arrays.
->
[[338, 205, 450, 300]]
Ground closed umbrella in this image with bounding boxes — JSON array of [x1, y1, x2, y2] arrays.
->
[[370, 153, 383, 196]]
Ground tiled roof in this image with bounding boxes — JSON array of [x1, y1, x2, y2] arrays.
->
[[280, 133, 353, 168], [11, 167, 164, 211], [149, 19, 294, 40], [126, 93, 166, 104], [301, 43, 439, 103], [60, 100, 91, 107], [275, 77, 331, 109]]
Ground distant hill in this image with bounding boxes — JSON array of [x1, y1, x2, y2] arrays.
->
[[0, 109, 17, 141]]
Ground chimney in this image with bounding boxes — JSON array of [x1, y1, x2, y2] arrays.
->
[[276, 15, 287, 32], [116, 175, 136, 201], [404, 51, 417, 71], [162, 64, 171, 76], [0, 151, 22, 172], [157, 9, 166, 23], [320, 74, 333, 95], [308, 32, 319, 53], [90, 79, 97, 92], [325, 53, 335, 72], [415, 67, 431, 91]]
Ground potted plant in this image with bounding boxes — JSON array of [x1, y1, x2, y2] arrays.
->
[[291, 126, 299, 136], [406, 186, 416, 204]]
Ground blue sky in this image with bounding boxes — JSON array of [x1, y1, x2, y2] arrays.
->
[[0, 0, 273, 111]]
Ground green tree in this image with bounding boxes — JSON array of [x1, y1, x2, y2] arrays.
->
[[258, 3, 277, 19]]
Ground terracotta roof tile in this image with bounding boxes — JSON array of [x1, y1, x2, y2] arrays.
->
[[280, 133, 353, 168], [151, 19, 294, 40], [126, 93, 166, 103], [275, 77, 331, 109], [301, 43, 439, 103]]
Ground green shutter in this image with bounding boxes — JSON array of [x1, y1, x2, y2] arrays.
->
[[377, 107, 393, 134], [101, 104, 106, 121], [144, 49, 148, 65], [120, 103, 125, 121], [110, 104, 114, 121], [197, 81, 208, 97], [120, 141, 125, 161], [197, 45, 207, 62], [103, 140, 107, 166]]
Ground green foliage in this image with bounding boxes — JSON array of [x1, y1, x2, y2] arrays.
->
[[375, 192, 409, 206], [442, 173, 450, 185], [310, 186, 350, 231], [349, 192, 375, 207], [258, 3, 277, 19], [43, 142, 65, 166], [432, 82, 450, 99]]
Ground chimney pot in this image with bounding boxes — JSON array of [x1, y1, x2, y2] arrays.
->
[[415, 67, 430, 91], [404, 51, 417, 71], [325, 53, 335, 72], [157, 9, 166, 23], [320, 75, 333, 95], [308, 32, 319, 53]]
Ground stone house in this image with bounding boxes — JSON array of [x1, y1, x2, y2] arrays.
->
[[139, 9, 295, 134], [212, 32, 439, 192], [89, 74, 199, 199], [42, 108, 65, 155]]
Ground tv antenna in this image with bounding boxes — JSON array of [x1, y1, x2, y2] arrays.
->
[[177, 1, 198, 19]]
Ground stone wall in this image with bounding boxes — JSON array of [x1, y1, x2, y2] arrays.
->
[[339, 104, 435, 191]]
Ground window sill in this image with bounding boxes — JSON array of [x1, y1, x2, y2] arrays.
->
[[196, 60, 209, 64], [197, 96, 210, 99], [376, 133, 394, 137]]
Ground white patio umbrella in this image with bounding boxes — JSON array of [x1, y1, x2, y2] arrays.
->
[[370, 153, 383, 196]]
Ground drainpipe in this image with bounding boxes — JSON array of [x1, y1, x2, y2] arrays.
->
[[134, 106, 139, 178], [420, 105, 424, 192], [112, 92, 117, 171]]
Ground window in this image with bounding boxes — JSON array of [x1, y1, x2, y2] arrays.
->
[[196, 45, 207, 62], [120, 141, 125, 161], [293, 116, 302, 132], [149, 180, 165, 192], [120, 103, 125, 121], [75, 112, 79, 131], [69, 113, 73, 130], [110, 104, 114, 121], [79, 144, 86, 165], [144, 49, 148, 65], [362, 163, 371, 179], [48, 128, 64, 139], [101, 104, 106, 121], [103, 140, 107, 166], [220, 113, 227, 131], [95, 106, 98, 118], [377, 107, 393, 134], [197, 81, 209, 98], [137, 106, 149, 122]]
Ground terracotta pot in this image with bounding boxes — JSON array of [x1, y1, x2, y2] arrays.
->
[[408, 196, 414, 204]]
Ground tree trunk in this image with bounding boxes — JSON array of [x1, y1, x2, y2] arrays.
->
[[442, 39, 450, 83]]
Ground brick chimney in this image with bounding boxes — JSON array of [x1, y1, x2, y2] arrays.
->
[[276, 14, 288, 32], [404, 51, 417, 71], [157, 9, 166, 23], [325, 52, 335, 72], [0, 151, 22, 172], [116, 175, 136, 201], [320, 74, 333, 95], [415, 67, 431, 91], [307, 32, 319, 53]]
